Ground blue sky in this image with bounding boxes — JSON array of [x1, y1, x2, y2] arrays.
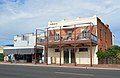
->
[[0, 0, 120, 45]]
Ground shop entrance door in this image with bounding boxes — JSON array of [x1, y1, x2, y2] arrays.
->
[[71, 48, 74, 63], [64, 48, 69, 63], [64, 48, 74, 63]]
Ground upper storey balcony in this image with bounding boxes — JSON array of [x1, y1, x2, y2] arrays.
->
[[46, 32, 97, 44], [36, 25, 97, 45]]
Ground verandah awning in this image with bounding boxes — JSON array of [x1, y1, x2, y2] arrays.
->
[[4, 48, 34, 55]]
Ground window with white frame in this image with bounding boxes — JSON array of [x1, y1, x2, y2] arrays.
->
[[81, 29, 87, 39], [67, 30, 72, 40], [55, 32, 60, 41], [55, 48, 60, 52]]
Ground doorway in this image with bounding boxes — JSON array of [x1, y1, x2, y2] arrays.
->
[[64, 48, 69, 63], [71, 48, 74, 63], [64, 48, 74, 64]]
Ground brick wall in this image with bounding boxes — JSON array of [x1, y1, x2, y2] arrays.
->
[[97, 18, 112, 52], [48, 26, 96, 38], [47, 17, 112, 52]]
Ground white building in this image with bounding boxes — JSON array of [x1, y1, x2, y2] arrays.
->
[[112, 34, 115, 45], [14, 33, 36, 47], [4, 33, 45, 63]]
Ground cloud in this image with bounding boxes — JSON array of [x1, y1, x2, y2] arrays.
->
[[0, 0, 25, 4], [0, 0, 120, 45], [10, 11, 38, 20], [0, 0, 117, 25]]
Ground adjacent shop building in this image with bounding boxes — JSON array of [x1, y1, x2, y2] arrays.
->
[[3, 33, 45, 63]]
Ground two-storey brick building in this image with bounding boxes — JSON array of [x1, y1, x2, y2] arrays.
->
[[36, 16, 112, 66]]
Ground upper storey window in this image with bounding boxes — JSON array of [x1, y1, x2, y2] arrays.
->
[[67, 30, 72, 40], [55, 32, 60, 41], [81, 29, 87, 39]]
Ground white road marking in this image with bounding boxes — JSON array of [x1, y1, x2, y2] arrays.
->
[[55, 72, 94, 76]]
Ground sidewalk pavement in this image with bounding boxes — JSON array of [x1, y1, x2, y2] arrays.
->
[[0, 62, 120, 70]]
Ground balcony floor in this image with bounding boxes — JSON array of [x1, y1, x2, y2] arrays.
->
[[37, 39, 97, 45]]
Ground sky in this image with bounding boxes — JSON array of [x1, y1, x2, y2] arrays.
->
[[0, 0, 120, 45]]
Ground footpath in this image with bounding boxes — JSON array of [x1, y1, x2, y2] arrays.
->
[[0, 62, 120, 70]]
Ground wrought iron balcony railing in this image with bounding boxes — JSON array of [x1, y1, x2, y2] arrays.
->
[[37, 33, 97, 43]]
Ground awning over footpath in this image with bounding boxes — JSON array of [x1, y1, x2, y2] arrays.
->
[[3, 46, 43, 55]]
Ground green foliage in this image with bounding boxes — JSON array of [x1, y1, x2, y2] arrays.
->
[[96, 45, 120, 60], [105, 45, 120, 59], [0, 53, 4, 61], [116, 52, 120, 59], [0, 58, 4, 61], [96, 49, 105, 60]]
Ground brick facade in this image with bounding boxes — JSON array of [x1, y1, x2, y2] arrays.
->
[[37, 16, 113, 65], [97, 18, 112, 52], [48, 17, 112, 51]]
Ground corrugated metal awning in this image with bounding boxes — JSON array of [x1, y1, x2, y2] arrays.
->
[[4, 48, 34, 55]]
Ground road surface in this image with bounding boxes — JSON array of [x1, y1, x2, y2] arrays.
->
[[0, 64, 120, 78]]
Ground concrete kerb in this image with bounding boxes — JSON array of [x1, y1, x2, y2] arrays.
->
[[0, 62, 120, 70]]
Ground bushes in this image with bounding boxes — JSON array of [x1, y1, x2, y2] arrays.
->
[[116, 52, 120, 60], [96, 45, 120, 64], [0, 53, 4, 62], [0, 58, 4, 61], [105, 45, 120, 59], [96, 49, 105, 60]]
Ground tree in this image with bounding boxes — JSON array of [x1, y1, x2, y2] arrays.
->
[[96, 45, 120, 64], [105, 45, 120, 59], [116, 52, 120, 60], [96, 49, 105, 60]]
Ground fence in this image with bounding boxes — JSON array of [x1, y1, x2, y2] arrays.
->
[[98, 58, 120, 64]]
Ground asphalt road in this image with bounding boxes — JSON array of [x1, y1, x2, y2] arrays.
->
[[0, 64, 120, 78]]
